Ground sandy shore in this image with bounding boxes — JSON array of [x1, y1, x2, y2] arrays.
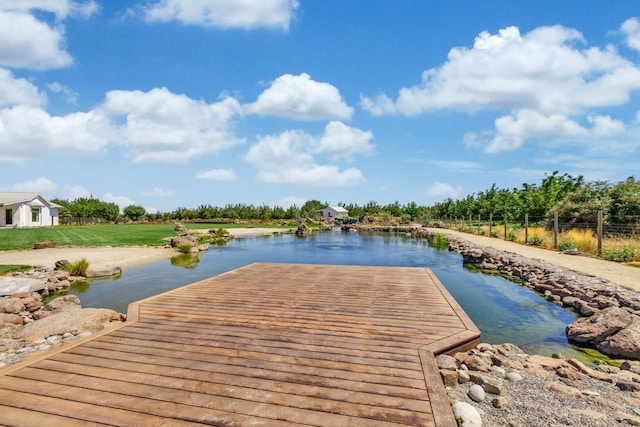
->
[[0, 227, 287, 272]]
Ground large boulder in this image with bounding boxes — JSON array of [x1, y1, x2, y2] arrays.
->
[[566, 306, 633, 344], [20, 308, 123, 341], [596, 317, 640, 360], [295, 224, 310, 237], [170, 233, 200, 249], [0, 277, 46, 296]]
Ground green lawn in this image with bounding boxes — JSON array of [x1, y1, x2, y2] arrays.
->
[[0, 265, 31, 275], [0, 224, 178, 250], [0, 222, 292, 251]]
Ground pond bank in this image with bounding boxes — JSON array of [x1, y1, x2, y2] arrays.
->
[[416, 228, 640, 361]]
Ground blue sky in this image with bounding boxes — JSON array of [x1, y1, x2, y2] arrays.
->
[[1, 0, 639, 213]]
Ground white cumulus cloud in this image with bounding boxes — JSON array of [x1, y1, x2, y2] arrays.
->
[[621, 17, 640, 51], [9, 176, 58, 192], [425, 182, 463, 200], [46, 81, 79, 104], [363, 25, 640, 116], [312, 121, 374, 160], [484, 110, 626, 153], [0, 68, 46, 107], [102, 192, 136, 212], [144, 0, 298, 30], [245, 128, 367, 187], [101, 87, 244, 163], [195, 168, 238, 181], [361, 23, 640, 154], [0, 10, 73, 69], [0, 1, 98, 20], [246, 73, 353, 121], [0, 106, 110, 162]]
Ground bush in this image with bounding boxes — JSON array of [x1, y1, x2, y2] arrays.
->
[[600, 248, 638, 262], [65, 258, 89, 276], [529, 236, 543, 246], [558, 241, 577, 251], [177, 243, 193, 254]]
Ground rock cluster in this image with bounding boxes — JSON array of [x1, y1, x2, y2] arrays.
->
[[0, 294, 124, 369], [416, 229, 640, 360], [442, 343, 640, 426], [170, 232, 209, 253]]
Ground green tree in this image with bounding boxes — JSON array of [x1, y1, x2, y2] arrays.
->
[[123, 205, 147, 222]]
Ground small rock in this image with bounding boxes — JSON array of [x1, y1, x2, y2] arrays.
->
[[458, 369, 471, 384], [468, 384, 486, 402], [437, 354, 458, 370], [490, 366, 506, 377], [621, 360, 640, 375], [440, 369, 459, 387], [469, 372, 504, 395], [492, 396, 508, 408], [452, 401, 483, 426], [505, 371, 523, 382], [465, 352, 493, 372]]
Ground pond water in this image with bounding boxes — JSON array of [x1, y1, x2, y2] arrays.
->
[[63, 232, 589, 359]]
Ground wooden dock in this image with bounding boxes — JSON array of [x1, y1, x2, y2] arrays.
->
[[0, 263, 480, 426]]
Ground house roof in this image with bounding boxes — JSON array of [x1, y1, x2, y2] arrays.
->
[[324, 206, 348, 213], [0, 192, 61, 208]]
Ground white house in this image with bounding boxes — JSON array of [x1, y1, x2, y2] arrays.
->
[[0, 192, 61, 228], [320, 206, 349, 219]]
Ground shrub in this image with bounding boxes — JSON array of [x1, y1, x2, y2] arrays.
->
[[427, 233, 449, 251], [558, 241, 577, 251], [600, 248, 638, 262], [177, 243, 193, 254], [65, 258, 89, 276], [529, 236, 543, 246]]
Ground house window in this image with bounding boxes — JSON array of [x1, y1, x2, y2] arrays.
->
[[32, 208, 40, 223]]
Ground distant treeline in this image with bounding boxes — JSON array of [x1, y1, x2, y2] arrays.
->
[[52, 171, 639, 225]]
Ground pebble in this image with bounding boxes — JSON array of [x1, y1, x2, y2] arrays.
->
[[468, 384, 486, 402]]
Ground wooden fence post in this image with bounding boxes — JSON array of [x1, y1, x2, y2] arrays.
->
[[489, 213, 493, 237], [525, 213, 529, 244], [503, 215, 507, 240], [597, 210, 603, 254], [554, 212, 559, 249], [477, 215, 481, 235]]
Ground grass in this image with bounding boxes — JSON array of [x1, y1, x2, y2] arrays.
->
[[0, 222, 289, 251], [65, 258, 89, 276], [0, 265, 31, 275]]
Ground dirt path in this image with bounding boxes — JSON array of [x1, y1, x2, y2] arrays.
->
[[427, 228, 640, 292]]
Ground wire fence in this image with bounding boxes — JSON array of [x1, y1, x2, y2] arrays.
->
[[432, 211, 640, 251]]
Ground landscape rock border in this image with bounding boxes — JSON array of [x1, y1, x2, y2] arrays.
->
[[414, 229, 640, 360]]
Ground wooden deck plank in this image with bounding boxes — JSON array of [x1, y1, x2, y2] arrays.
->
[[0, 262, 480, 426]]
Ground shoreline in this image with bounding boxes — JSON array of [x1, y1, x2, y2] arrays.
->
[[0, 227, 287, 272]]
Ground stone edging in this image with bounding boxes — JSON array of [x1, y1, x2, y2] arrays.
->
[[414, 229, 640, 360]]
